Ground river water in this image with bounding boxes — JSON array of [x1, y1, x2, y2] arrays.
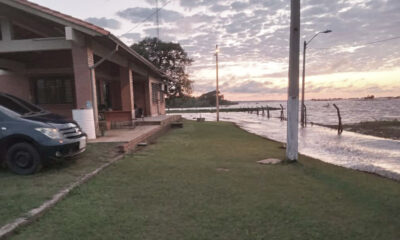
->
[[173, 98, 400, 180]]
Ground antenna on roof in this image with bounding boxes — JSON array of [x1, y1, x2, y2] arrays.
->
[[156, 0, 160, 39]]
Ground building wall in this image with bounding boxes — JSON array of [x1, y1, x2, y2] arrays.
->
[[0, 70, 76, 118], [38, 103, 74, 119], [0, 71, 31, 101]]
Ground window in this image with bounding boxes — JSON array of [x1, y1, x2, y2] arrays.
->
[[152, 83, 159, 103], [35, 77, 73, 104], [160, 90, 164, 103]]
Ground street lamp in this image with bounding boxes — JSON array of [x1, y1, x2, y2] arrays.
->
[[215, 45, 220, 122], [300, 29, 332, 127]]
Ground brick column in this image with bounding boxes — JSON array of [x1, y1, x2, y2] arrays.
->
[[144, 76, 152, 117], [71, 43, 96, 109], [120, 66, 135, 119]]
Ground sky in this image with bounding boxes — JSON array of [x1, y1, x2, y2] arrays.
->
[[30, 0, 400, 101]]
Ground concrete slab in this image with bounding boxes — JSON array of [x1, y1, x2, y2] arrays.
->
[[257, 158, 282, 165]]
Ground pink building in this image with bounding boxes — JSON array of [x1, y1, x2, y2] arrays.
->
[[0, 0, 167, 129]]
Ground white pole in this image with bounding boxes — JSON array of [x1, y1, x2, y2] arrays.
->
[[286, 0, 300, 161], [216, 45, 220, 122]]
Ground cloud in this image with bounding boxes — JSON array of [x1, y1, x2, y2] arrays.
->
[[121, 32, 142, 42], [231, 1, 250, 11], [117, 7, 183, 23], [209, 4, 230, 12], [222, 80, 286, 94], [116, 0, 399, 97], [85, 17, 121, 29], [179, 0, 216, 9]]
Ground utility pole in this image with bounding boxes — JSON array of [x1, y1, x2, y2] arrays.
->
[[215, 45, 220, 122], [286, 0, 300, 162]]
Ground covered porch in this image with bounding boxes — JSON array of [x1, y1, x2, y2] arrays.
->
[[0, 0, 167, 139]]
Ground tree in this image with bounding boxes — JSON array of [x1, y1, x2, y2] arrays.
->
[[131, 37, 194, 97]]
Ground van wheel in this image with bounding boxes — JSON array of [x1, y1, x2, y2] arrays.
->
[[6, 143, 42, 175]]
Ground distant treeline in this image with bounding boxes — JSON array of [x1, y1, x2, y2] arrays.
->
[[311, 96, 400, 101], [166, 90, 237, 108]]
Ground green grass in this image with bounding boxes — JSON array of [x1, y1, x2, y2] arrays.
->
[[11, 121, 400, 240], [0, 142, 121, 227]]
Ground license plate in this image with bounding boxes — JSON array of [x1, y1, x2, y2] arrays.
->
[[79, 137, 87, 149]]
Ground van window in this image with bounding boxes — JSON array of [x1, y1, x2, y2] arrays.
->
[[6, 94, 42, 113], [0, 105, 21, 118]]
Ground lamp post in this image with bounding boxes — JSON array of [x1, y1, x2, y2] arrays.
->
[[300, 29, 332, 127], [215, 45, 220, 122]]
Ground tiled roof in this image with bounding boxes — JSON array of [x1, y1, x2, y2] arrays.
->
[[1, 0, 168, 78], [11, 0, 110, 36]]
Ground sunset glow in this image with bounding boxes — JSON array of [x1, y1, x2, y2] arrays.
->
[[30, 0, 400, 101]]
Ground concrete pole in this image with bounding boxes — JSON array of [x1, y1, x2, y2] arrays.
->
[[216, 45, 220, 122], [89, 68, 100, 136], [300, 40, 306, 127], [286, 0, 300, 162]]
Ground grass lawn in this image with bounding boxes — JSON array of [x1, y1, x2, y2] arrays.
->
[[11, 121, 400, 240], [0, 142, 121, 227]]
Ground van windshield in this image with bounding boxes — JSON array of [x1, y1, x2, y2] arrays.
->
[[0, 95, 46, 116], [0, 105, 21, 118]]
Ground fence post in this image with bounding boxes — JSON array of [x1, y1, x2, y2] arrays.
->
[[333, 104, 343, 135]]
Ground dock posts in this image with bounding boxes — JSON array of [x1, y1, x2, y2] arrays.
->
[[261, 107, 265, 116], [333, 104, 343, 135], [257, 108, 259, 116], [280, 104, 284, 121], [267, 105, 270, 118], [303, 104, 307, 127]]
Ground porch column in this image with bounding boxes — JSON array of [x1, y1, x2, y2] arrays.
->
[[71, 43, 96, 109], [144, 77, 152, 117], [0, 17, 13, 41], [120, 66, 135, 119]]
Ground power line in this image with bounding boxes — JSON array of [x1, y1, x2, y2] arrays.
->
[[311, 35, 400, 50], [119, 0, 171, 37]]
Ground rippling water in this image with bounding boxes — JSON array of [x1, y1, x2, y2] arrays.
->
[[171, 98, 400, 125], [178, 107, 400, 180]]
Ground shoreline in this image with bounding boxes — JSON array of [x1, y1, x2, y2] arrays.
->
[[231, 121, 400, 182], [315, 120, 400, 140]]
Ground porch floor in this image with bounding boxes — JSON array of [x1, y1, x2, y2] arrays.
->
[[135, 114, 182, 126], [89, 115, 182, 152], [89, 125, 160, 143]]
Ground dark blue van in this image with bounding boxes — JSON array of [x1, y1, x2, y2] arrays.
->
[[0, 93, 87, 175]]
